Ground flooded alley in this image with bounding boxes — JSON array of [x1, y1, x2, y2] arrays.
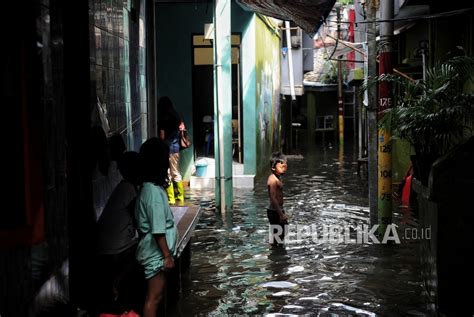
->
[[2, 0, 473, 315], [176, 145, 434, 316]]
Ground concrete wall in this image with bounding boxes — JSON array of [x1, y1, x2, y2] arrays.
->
[[90, 0, 148, 152], [254, 16, 282, 175], [90, 0, 149, 219], [155, 3, 205, 180], [415, 137, 474, 315]]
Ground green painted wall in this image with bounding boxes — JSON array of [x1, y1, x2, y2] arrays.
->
[[155, 3, 252, 180], [254, 16, 281, 175], [392, 138, 413, 184]]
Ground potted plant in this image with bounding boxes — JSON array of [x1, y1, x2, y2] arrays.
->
[[375, 55, 474, 185]]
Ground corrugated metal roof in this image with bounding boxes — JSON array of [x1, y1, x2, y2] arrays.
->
[[236, 0, 337, 35]]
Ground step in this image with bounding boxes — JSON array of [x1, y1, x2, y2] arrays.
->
[[190, 174, 255, 189], [233, 163, 244, 175], [193, 157, 245, 177]]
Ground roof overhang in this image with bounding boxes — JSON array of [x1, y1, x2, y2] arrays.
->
[[236, 0, 337, 35]]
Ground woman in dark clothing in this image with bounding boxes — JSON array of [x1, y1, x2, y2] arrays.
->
[[157, 96, 185, 204]]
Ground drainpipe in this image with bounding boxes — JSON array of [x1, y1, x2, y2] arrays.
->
[[421, 50, 426, 81], [237, 48, 242, 163], [420, 40, 428, 81], [285, 21, 296, 101], [213, 0, 233, 213]]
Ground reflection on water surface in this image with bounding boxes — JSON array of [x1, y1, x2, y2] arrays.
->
[[176, 147, 434, 316]]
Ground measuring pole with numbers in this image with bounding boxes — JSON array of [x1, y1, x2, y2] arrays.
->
[[377, 0, 394, 235]]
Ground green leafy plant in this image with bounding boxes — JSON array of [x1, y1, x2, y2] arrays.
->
[[366, 56, 474, 184]]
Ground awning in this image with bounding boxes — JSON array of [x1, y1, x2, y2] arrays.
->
[[236, 0, 337, 35], [393, 5, 429, 34]]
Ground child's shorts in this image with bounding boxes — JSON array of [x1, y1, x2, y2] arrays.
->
[[267, 209, 288, 244], [266, 208, 288, 225]]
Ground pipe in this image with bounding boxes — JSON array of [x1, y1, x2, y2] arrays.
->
[[285, 21, 296, 101], [237, 47, 242, 163]]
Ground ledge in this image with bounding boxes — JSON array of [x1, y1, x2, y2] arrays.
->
[[171, 205, 202, 258]]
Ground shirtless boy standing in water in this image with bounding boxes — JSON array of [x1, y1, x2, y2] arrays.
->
[[267, 152, 288, 245]]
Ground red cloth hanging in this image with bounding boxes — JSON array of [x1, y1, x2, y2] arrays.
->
[[401, 174, 412, 207], [99, 311, 139, 317]]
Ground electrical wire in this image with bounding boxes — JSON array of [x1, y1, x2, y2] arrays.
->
[[326, 6, 473, 25], [317, 26, 338, 75], [356, 7, 474, 24]]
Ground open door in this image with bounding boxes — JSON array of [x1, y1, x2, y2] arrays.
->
[[191, 34, 242, 162]]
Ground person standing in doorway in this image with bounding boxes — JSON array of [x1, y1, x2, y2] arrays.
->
[[157, 96, 185, 204]]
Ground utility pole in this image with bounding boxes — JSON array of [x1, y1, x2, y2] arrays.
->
[[377, 0, 394, 235], [366, 0, 378, 228], [336, 5, 344, 146]]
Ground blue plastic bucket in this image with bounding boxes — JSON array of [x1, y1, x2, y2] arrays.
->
[[195, 163, 208, 177]]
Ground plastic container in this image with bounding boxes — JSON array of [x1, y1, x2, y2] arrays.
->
[[195, 159, 208, 177]]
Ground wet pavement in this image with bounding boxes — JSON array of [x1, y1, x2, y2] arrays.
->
[[175, 145, 435, 316]]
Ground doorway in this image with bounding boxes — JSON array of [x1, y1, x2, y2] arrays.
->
[[191, 34, 242, 162]]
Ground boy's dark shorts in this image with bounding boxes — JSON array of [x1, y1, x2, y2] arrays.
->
[[266, 208, 288, 225], [267, 209, 288, 244]]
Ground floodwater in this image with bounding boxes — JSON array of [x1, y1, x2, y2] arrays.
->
[[175, 145, 435, 316]]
